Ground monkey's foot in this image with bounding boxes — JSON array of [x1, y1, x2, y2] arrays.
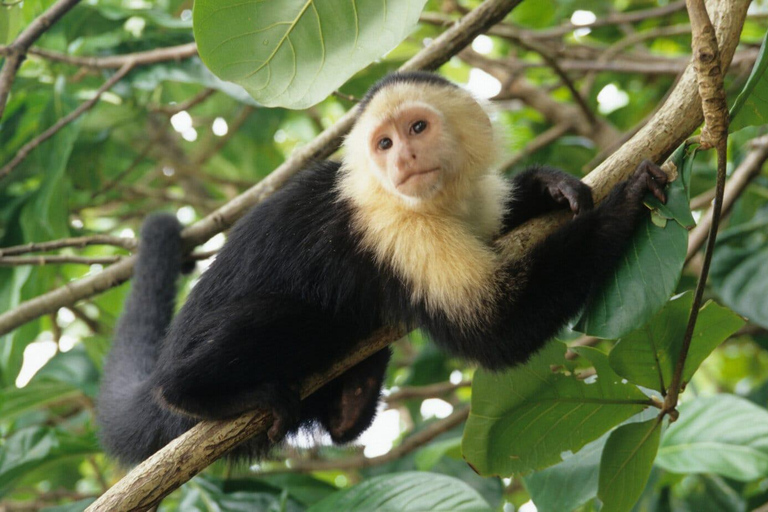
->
[[263, 384, 301, 444], [539, 171, 594, 215], [629, 159, 668, 204], [327, 376, 381, 443]]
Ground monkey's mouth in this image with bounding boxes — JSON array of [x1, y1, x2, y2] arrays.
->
[[397, 167, 440, 187]]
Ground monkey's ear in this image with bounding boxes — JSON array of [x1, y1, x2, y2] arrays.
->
[[181, 258, 196, 275]]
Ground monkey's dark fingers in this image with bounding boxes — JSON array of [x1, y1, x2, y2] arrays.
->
[[634, 159, 668, 204], [268, 413, 289, 443], [547, 182, 594, 216]]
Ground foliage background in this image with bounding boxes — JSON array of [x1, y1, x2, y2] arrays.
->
[[1, 0, 768, 511]]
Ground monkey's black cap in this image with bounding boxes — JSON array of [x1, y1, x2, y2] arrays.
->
[[357, 71, 458, 113]]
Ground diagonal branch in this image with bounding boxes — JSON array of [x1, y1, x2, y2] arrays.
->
[[663, 0, 732, 416]]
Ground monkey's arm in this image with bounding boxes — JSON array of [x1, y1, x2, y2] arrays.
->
[[427, 161, 667, 370], [502, 166, 594, 232]]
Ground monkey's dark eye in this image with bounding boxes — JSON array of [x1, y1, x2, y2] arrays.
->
[[378, 137, 393, 150], [412, 120, 427, 134]]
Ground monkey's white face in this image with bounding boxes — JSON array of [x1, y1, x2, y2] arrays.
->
[[367, 104, 448, 200]]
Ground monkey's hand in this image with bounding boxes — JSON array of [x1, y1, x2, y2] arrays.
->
[[538, 170, 594, 216], [626, 159, 668, 204]]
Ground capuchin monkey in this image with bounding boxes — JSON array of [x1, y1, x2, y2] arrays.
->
[[97, 72, 668, 465]]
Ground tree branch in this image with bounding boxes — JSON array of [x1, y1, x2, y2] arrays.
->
[[663, 0, 732, 416], [0, 235, 137, 256], [0, 42, 198, 69]]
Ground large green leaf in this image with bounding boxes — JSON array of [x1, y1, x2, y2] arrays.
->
[[462, 344, 650, 476], [730, 30, 768, 132], [524, 432, 608, 512], [608, 293, 745, 392], [306, 472, 492, 512], [598, 418, 662, 512], [0, 427, 99, 496], [193, 0, 428, 108], [656, 395, 768, 481], [575, 146, 692, 339], [710, 210, 768, 329]]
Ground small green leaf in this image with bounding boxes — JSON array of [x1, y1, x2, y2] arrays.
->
[[193, 0, 428, 108], [462, 344, 649, 476], [609, 293, 745, 392], [598, 418, 662, 512], [657, 395, 768, 481], [730, 30, 768, 132], [306, 472, 492, 512], [647, 144, 697, 229]]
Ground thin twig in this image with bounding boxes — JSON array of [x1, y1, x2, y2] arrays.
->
[[0, 249, 216, 266], [0, 235, 136, 256], [385, 380, 472, 404], [519, 0, 688, 40], [0, 255, 123, 266], [511, 37, 597, 124], [0, 62, 135, 180], [10, 42, 198, 69], [663, 0, 730, 416], [92, 142, 156, 201], [152, 88, 216, 115]]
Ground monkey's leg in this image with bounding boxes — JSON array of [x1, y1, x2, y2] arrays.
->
[[503, 166, 595, 231], [302, 348, 391, 443], [154, 296, 374, 442]]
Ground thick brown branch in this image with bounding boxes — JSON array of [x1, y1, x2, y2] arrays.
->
[[686, 0, 729, 148]]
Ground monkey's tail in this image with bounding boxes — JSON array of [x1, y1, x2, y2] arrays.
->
[[96, 213, 194, 466]]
